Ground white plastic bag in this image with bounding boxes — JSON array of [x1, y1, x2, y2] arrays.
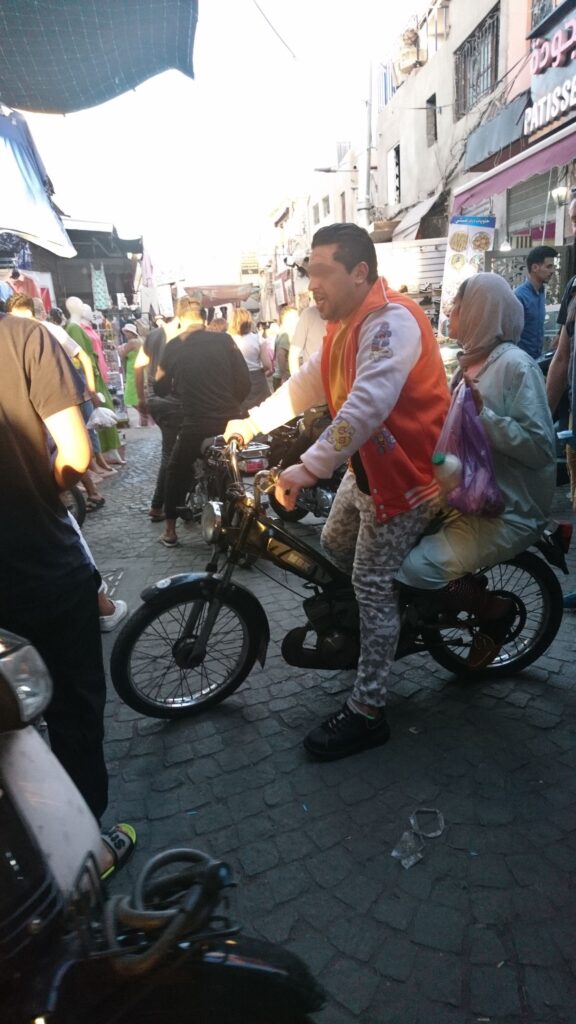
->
[[86, 407, 118, 429]]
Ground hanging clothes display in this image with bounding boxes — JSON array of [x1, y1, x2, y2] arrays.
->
[[91, 262, 112, 310], [9, 269, 41, 298]]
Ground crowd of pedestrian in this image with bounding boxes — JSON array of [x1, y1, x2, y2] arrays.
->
[[1, 214, 576, 878]]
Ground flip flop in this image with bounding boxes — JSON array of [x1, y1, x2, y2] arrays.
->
[[100, 823, 136, 880], [160, 536, 179, 547]]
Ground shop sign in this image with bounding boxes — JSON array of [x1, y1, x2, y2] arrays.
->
[[438, 215, 496, 338], [530, 16, 576, 75], [523, 72, 576, 133], [525, 8, 576, 135]]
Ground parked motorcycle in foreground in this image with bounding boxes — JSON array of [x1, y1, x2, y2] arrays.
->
[[0, 629, 325, 1023], [111, 439, 571, 720]]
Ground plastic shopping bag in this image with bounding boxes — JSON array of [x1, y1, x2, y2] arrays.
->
[[434, 381, 504, 517], [86, 406, 118, 430]]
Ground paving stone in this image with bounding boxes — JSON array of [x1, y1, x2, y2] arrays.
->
[[471, 889, 513, 926], [373, 936, 416, 982], [523, 966, 576, 1014], [429, 878, 469, 911], [414, 949, 462, 1006], [253, 904, 297, 943], [470, 925, 507, 964], [328, 915, 383, 962], [321, 957, 380, 1015], [412, 904, 466, 954], [470, 851, 511, 888], [306, 847, 354, 888], [238, 840, 280, 876], [285, 934, 335, 976], [336, 873, 381, 914], [268, 863, 311, 903], [513, 925, 561, 967], [305, 812, 354, 851], [506, 853, 546, 886], [470, 965, 521, 1016], [372, 894, 417, 932]]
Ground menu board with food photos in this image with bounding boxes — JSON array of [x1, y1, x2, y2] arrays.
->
[[439, 214, 496, 338]]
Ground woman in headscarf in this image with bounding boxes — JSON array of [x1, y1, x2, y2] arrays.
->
[[398, 272, 556, 667]]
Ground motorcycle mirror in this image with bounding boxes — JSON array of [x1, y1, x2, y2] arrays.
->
[[0, 630, 53, 731]]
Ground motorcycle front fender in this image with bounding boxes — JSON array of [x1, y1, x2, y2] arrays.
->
[[141, 573, 270, 666]]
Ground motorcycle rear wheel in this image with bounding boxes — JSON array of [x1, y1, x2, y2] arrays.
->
[[110, 586, 259, 718], [427, 552, 563, 677]]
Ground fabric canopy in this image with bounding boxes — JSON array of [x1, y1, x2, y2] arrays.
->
[[453, 123, 576, 214], [0, 0, 198, 114], [184, 285, 258, 305], [0, 111, 75, 257], [392, 193, 443, 240]]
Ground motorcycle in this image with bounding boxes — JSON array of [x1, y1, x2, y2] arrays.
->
[[0, 628, 325, 1023], [60, 484, 87, 527], [179, 439, 270, 524], [110, 439, 571, 720], [266, 408, 345, 522]]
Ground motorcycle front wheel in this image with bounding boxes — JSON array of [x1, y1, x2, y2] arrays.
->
[[110, 586, 259, 718], [427, 552, 563, 677]]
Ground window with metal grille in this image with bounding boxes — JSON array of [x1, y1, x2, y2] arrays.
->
[[322, 195, 330, 218], [340, 191, 346, 221], [531, 0, 555, 31], [312, 203, 320, 226], [454, 6, 499, 119]]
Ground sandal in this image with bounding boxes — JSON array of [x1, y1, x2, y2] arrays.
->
[[86, 497, 106, 512], [160, 535, 179, 547], [100, 822, 136, 880]]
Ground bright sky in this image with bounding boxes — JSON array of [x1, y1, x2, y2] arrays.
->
[[25, 1, 424, 283]]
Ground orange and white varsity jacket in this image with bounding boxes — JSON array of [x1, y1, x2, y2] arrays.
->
[[248, 278, 450, 522]]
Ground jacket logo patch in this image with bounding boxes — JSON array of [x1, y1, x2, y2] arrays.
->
[[327, 416, 355, 451], [371, 427, 396, 453], [370, 326, 393, 359]]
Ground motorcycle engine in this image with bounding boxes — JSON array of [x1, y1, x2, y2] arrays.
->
[[303, 588, 359, 634]]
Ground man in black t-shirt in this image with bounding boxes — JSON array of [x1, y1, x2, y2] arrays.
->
[[0, 314, 109, 821], [153, 302, 250, 546]]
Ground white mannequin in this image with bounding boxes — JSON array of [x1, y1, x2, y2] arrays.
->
[[81, 302, 94, 324], [66, 295, 84, 325]]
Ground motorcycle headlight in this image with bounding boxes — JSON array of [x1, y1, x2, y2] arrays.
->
[[202, 501, 223, 545], [0, 632, 53, 729]]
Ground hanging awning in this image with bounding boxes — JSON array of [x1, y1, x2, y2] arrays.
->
[[453, 122, 576, 214], [0, 0, 198, 114], [0, 112, 75, 258], [184, 284, 257, 306], [392, 193, 443, 240]]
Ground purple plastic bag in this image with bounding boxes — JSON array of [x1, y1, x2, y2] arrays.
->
[[434, 381, 505, 517]]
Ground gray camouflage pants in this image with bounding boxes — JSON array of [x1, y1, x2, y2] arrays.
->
[[321, 470, 438, 708]]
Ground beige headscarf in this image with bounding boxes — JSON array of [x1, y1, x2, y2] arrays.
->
[[457, 272, 524, 371]]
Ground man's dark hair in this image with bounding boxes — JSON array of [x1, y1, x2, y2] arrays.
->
[[312, 223, 378, 283], [527, 245, 557, 271], [6, 293, 34, 315]]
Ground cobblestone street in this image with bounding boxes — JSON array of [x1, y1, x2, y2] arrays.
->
[[86, 427, 576, 1024]]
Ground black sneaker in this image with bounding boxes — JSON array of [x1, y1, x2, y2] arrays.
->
[[303, 702, 391, 761]]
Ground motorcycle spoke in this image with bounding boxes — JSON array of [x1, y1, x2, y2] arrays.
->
[[126, 599, 250, 709]]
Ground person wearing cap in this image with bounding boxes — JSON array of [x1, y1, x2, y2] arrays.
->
[[120, 323, 148, 426]]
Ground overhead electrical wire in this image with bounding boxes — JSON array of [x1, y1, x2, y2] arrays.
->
[[251, 0, 297, 60]]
